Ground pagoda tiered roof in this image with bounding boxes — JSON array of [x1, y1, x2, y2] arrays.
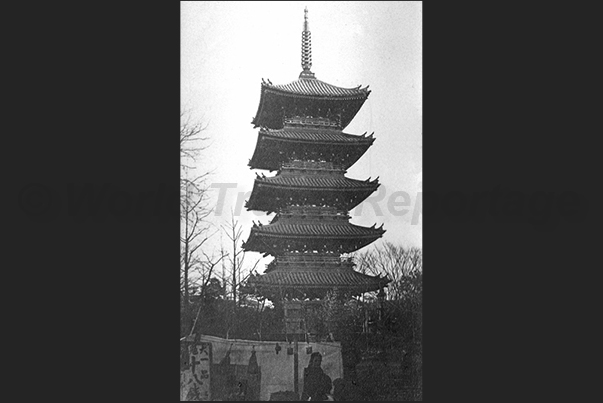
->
[[247, 267, 389, 298], [264, 78, 370, 99], [252, 78, 370, 130], [246, 168, 379, 212], [247, 253, 390, 298], [242, 218, 385, 255], [258, 174, 376, 189], [259, 127, 374, 143], [250, 221, 383, 237], [248, 127, 374, 171]]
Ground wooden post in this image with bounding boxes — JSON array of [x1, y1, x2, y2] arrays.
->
[[293, 335, 299, 397]]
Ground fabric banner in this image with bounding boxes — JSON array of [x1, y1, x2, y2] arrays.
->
[[196, 334, 343, 401]]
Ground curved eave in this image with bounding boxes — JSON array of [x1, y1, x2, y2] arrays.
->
[[248, 130, 375, 171], [251, 83, 270, 128], [248, 224, 385, 238], [251, 176, 380, 192], [265, 85, 370, 100], [247, 270, 390, 295], [242, 224, 385, 255], [246, 178, 380, 212], [252, 82, 371, 130], [246, 229, 385, 243], [266, 78, 370, 97], [259, 128, 376, 144]]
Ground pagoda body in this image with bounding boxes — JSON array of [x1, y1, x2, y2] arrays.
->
[[243, 9, 389, 335]]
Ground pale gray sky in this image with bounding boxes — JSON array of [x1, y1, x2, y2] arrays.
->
[[181, 1, 422, 262]]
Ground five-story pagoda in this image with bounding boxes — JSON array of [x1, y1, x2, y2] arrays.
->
[[243, 8, 389, 338]]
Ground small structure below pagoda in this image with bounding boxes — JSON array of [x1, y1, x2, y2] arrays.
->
[[243, 7, 389, 340]]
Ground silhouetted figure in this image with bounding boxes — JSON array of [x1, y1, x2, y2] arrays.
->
[[301, 352, 332, 401]]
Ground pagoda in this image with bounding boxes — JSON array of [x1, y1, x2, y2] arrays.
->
[[243, 8, 389, 336]]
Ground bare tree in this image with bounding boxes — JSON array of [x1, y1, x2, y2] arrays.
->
[[180, 110, 209, 169], [188, 251, 227, 336], [180, 111, 211, 220], [221, 213, 261, 338], [222, 214, 261, 305], [353, 242, 422, 300], [223, 213, 244, 307], [180, 111, 222, 335]]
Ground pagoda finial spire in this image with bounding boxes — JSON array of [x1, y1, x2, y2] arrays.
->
[[300, 7, 316, 79], [304, 6, 309, 30]]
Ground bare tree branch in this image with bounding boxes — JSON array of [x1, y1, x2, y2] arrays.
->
[[352, 242, 422, 300], [180, 111, 224, 336]]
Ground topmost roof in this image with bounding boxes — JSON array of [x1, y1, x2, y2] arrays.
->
[[262, 78, 370, 99], [252, 78, 371, 129]]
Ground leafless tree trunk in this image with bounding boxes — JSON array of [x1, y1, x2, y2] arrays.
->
[[222, 213, 261, 338]]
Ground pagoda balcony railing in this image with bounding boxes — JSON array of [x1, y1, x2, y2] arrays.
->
[[281, 160, 346, 171], [281, 255, 353, 263], [268, 255, 354, 267], [278, 206, 349, 219], [283, 116, 340, 128], [285, 205, 338, 213]]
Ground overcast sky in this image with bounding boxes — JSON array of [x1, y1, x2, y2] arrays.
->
[[181, 1, 422, 262]]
